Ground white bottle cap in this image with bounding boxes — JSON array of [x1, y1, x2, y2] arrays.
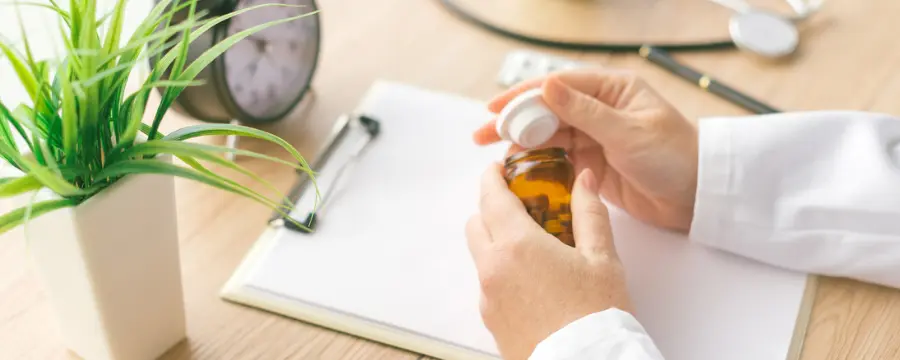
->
[[495, 89, 559, 148]]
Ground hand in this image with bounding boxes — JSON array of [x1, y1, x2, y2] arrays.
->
[[467, 165, 633, 360], [474, 68, 699, 232]]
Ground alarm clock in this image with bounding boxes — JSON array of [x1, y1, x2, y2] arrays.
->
[[152, 0, 321, 124]]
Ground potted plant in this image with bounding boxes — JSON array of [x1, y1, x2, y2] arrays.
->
[[0, 0, 317, 359]]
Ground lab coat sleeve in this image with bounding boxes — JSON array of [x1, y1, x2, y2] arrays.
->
[[690, 110, 900, 289], [528, 308, 665, 360]]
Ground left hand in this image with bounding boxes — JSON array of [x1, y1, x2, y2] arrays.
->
[[466, 164, 634, 360], [473, 70, 699, 232]]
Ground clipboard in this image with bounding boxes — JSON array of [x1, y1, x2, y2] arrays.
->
[[269, 113, 382, 233], [220, 80, 816, 360]]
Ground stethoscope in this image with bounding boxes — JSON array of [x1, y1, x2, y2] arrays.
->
[[715, 0, 823, 58], [437, 0, 824, 60]]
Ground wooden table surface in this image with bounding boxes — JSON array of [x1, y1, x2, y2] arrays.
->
[[3, 0, 900, 359]]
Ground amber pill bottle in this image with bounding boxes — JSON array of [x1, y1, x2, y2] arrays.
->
[[503, 147, 576, 246]]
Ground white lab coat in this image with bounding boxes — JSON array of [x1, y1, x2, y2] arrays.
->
[[528, 110, 900, 360]]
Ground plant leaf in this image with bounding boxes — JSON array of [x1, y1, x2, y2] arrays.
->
[[11, 105, 47, 165], [164, 124, 314, 175], [68, 0, 81, 42], [0, 198, 77, 235], [60, 62, 77, 163], [114, 140, 293, 208], [0, 39, 39, 100], [103, 0, 194, 87], [148, 0, 196, 141], [0, 102, 33, 158], [1, 1, 72, 27], [178, 7, 317, 97], [0, 113, 29, 171], [21, 159, 88, 197], [0, 174, 42, 197], [93, 159, 288, 215], [117, 139, 305, 171], [145, 3, 306, 138], [13, 4, 41, 91], [98, 16, 204, 71], [101, 0, 127, 61], [140, 123, 165, 140], [0, 104, 18, 156], [163, 124, 320, 212]]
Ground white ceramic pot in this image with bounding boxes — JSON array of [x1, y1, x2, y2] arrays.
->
[[21, 156, 186, 360]]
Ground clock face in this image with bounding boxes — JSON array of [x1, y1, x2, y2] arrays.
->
[[221, 0, 319, 121]]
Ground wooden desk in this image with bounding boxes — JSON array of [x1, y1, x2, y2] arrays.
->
[[2, 0, 900, 358]]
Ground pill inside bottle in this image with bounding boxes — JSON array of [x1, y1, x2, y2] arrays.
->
[[503, 147, 576, 246]]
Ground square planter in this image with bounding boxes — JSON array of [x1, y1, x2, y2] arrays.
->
[[20, 155, 186, 360]]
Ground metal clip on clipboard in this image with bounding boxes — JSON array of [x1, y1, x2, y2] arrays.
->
[[268, 113, 381, 233]]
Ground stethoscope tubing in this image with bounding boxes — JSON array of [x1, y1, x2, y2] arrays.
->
[[435, 0, 738, 53]]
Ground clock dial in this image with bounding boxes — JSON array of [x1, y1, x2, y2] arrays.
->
[[222, 0, 319, 120]]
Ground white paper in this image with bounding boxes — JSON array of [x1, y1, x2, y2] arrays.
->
[[243, 81, 809, 360]]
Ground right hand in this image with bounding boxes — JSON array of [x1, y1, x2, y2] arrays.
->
[[468, 165, 634, 360], [473, 69, 699, 232]]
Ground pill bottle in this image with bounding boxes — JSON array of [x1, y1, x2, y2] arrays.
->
[[503, 147, 576, 247], [497, 89, 575, 246], [496, 89, 574, 246]]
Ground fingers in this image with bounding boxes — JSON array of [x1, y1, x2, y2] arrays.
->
[[479, 163, 537, 241], [542, 75, 629, 145], [569, 168, 617, 261], [473, 118, 501, 145], [545, 69, 638, 107], [477, 68, 639, 147], [474, 78, 548, 145], [473, 115, 576, 147], [485, 67, 631, 113], [487, 78, 544, 113]]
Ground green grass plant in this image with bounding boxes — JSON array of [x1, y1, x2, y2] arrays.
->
[[0, 0, 319, 233]]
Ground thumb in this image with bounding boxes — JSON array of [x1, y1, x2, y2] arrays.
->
[[542, 75, 627, 145], [569, 168, 617, 261]]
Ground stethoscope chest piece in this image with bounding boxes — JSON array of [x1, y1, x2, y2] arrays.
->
[[729, 10, 800, 59]]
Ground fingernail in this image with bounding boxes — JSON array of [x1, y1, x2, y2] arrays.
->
[[580, 169, 598, 194], [544, 79, 570, 107]]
